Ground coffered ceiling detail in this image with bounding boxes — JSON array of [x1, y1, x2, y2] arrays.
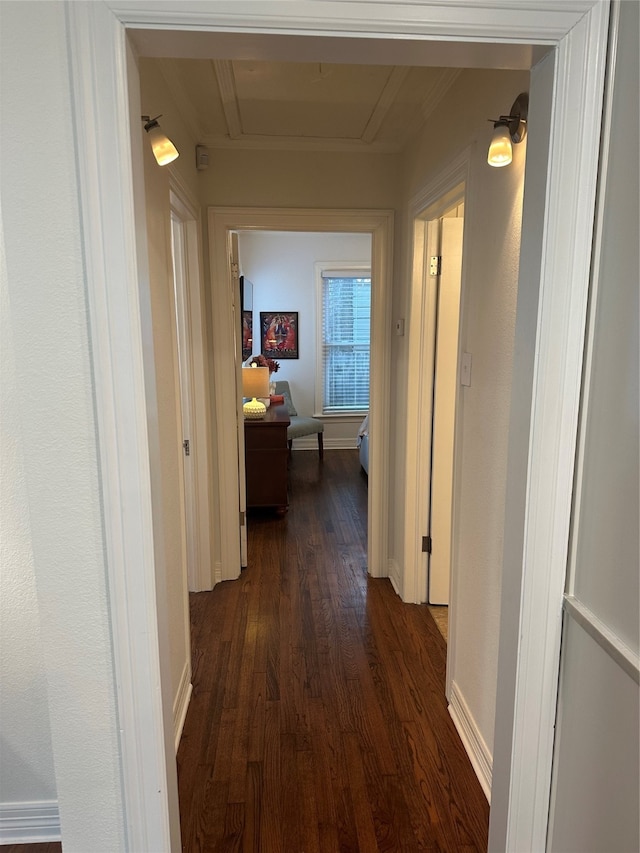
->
[[146, 57, 461, 153]]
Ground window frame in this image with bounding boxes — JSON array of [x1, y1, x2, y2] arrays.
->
[[314, 261, 372, 417]]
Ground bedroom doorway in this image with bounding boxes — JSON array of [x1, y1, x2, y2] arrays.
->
[[208, 207, 393, 583]]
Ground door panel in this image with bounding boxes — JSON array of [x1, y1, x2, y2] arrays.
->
[[429, 217, 464, 604], [231, 233, 248, 567]]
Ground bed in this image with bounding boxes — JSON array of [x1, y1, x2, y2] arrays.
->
[[358, 414, 369, 475]]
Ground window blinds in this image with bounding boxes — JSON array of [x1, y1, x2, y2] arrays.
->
[[321, 275, 371, 412]]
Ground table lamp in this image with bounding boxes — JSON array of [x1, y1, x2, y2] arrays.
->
[[242, 365, 269, 419]]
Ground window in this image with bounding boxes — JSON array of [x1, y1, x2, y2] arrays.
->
[[317, 267, 371, 414]]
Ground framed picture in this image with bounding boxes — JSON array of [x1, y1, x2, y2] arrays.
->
[[260, 311, 299, 359], [241, 310, 253, 361]]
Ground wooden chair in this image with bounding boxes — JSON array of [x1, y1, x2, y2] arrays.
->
[[274, 380, 324, 459]]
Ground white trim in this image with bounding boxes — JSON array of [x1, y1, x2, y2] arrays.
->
[[387, 558, 402, 598], [563, 596, 640, 685], [66, 4, 178, 851], [449, 682, 493, 802], [107, 2, 597, 43], [496, 5, 611, 852], [207, 214, 242, 583], [173, 659, 194, 752], [403, 149, 470, 606], [311, 413, 367, 422], [169, 171, 214, 592], [70, 3, 610, 850], [565, 0, 618, 600], [209, 207, 393, 580], [0, 800, 60, 844]]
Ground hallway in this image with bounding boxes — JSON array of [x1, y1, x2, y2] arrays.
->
[[177, 450, 489, 851]]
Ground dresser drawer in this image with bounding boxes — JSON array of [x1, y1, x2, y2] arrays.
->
[[244, 424, 287, 450], [244, 404, 290, 511]]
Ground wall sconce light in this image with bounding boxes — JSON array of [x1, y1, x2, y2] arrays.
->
[[242, 365, 270, 419], [487, 92, 528, 167], [141, 115, 179, 166]]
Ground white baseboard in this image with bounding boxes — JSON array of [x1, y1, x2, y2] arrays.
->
[[173, 659, 193, 753], [387, 558, 401, 596], [0, 800, 61, 844], [448, 680, 492, 802]]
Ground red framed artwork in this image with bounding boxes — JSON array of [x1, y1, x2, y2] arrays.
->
[[260, 311, 299, 359], [241, 310, 253, 361]]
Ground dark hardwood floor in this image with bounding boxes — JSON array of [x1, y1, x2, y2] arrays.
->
[[8, 450, 488, 852], [178, 449, 489, 852]]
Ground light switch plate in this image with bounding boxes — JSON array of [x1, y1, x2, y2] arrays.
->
[[395, 318, 405, 336]]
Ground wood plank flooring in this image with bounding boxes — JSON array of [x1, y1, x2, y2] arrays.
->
[[7, 450, 487, 852], [178, 449, 489, 851]]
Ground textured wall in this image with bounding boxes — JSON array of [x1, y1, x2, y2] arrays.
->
[[1, 2, 125, 847], [1, 217, 57, 809]]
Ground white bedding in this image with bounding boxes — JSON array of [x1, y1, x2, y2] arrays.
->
[[358, 415, 369, 474]]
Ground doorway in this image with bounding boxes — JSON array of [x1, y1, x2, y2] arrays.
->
[[65, 4, 611, 851], [414, 195, 466, 652], [169, 174, 213, 593], [425, 201, 465, 610], [208, 207, 394, 585]]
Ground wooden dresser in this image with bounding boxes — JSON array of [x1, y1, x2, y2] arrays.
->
[[244, 404, 290, 513]]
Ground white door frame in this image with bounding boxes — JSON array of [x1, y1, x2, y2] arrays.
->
[[67, 2, 610, 851], [403, 151, 470, 608], [208, 207, 394, 583], [169, 170, 214, 592]]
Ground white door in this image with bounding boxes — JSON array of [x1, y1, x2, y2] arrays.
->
[[169, 182, 214, 592], [231, 233, 248, 567], [428, 217, 464, 604], [170, 213, 198, 591]]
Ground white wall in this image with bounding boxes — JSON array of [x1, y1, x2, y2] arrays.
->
[[548, 2, 640, 848], [450, 127, 526, 759], [199, 148, 402, 211], [395, 69, 529, 767], [238, 230, 372, 446], [0, 2, 126, 846], [1, 214, 58, 827]]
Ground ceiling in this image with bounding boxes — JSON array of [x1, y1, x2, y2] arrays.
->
[[143, 57, 463, 154], [134, 23, 546, 157]]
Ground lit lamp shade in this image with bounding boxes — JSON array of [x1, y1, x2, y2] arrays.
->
[[242, 365, 269, 419], [146, 123, 179, 166], [488, 124, 513, 167]]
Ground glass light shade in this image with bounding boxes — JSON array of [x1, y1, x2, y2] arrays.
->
[[146, 125, 180, 166], [488, 124, 513, 167]]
